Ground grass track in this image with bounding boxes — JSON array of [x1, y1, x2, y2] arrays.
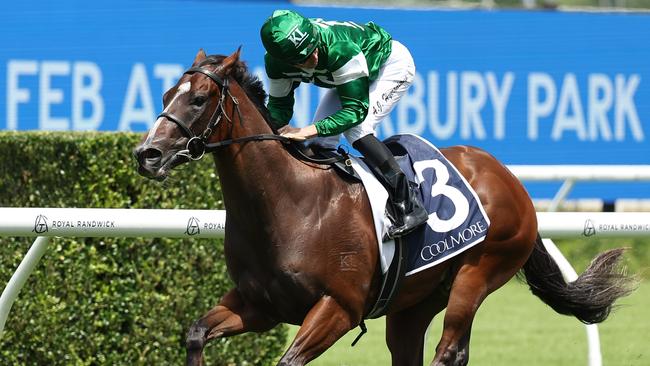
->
[[286, 279, 649, 365]]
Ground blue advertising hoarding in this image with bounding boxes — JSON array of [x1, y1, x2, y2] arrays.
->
[[1, 1, 649, 198]]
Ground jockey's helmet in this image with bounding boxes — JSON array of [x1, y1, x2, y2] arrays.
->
[[260, 10, 319, 64]]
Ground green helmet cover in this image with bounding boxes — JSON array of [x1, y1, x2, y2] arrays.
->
[[260, 10, 318, 64]]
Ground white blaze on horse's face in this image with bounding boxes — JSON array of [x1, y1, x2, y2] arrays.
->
[[145, 81, 192, 145]]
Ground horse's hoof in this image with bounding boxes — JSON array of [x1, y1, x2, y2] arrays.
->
[[186, 324, 207, 350], [186, 352, 204, 366]]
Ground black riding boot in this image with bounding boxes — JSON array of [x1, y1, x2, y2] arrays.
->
[[353, 135, 429, 238]]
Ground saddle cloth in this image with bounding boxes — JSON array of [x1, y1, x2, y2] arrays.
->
[[349, 134, 491, 276]]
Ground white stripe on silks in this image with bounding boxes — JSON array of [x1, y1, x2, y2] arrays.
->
[[268, 78, 296, 97], [145, 82, 191, 144], [331, 52, 369, 85]]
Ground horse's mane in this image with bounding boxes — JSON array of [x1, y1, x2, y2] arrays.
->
[[200, 55, 272, 125]]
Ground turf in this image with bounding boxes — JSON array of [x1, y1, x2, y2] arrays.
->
[[285, 279, 649, 365]]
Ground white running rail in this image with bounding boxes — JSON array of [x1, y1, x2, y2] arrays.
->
[[2, 207, 649, 366], [508, 165, 650, 212]]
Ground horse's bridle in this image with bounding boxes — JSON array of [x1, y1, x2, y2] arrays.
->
[[157, 63, 348, 166], [158, 65, 287, 161]]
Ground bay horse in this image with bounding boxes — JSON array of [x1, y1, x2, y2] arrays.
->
[[133, 49, 634, 366]]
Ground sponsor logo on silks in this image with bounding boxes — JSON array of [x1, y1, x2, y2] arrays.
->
[[186, 217, 200, 236], [286, 25, 308, 48], [33, 214, 48, 234], [583, 219, 596, 237]]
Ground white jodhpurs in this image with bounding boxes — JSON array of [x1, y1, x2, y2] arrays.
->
[[310, 40, 416, 149]]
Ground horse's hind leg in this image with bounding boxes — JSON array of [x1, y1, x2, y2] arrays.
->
[[186, 288, 276, 366], [431, 240, 531, 366], [429, 267, 486, 366], [386, 287, 449, 366], [452, 326, 472, 366]]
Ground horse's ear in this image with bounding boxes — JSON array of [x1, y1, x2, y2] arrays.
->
[[192, 49, 207, 66], [221, 46, 242, 76]]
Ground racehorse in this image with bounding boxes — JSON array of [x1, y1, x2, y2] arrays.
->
[[133, 49, 634, 366]]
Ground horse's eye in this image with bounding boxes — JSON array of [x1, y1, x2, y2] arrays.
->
[[191, 95, 207, 106]]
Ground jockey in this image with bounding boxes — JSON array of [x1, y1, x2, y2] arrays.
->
[[260, 9, 428, 238]]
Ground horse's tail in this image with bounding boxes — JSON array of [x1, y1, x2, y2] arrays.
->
[[518, 234, 637, 324]]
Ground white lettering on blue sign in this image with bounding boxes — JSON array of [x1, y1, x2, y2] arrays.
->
[[7, 60, 104, 130], [278, 70, 645, 145], [5, 59, 184, 132], [39, 61, 70, 130], [527, 72, 643, 142], [7, 60, 37, 130], [398, 71, 515, 140], [155, 64, 185, 96], [3, 60, 645, 145], [119, 63, 155, 131], [73, 62, 104, 131]]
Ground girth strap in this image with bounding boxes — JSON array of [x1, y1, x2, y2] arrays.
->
[[365, 236, 408, 319], [350, 234, 408, 347]]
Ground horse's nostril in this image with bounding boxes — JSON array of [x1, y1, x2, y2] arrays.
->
[[136, 147, 163, 166]]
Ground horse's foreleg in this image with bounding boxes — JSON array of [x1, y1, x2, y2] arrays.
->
[[386, 288, 448, 366], [278, 295, 358, 366], [186, 288, 277, 366]]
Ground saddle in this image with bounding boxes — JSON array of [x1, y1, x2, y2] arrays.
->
[[286, 142, 361, 181]]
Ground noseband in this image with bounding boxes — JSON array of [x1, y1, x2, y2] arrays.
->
[[158, 65, 288, 160]]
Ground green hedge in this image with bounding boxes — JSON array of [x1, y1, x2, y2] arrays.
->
[[0, 131, 286, 365]]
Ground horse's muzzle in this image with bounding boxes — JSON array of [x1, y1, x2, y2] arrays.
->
[[133, 145, 166, 180]]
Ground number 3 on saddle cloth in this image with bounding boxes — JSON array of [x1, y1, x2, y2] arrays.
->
[[350, 134, 491, 278]]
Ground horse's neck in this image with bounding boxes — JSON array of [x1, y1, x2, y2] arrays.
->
[[212, 83, 300, 221]]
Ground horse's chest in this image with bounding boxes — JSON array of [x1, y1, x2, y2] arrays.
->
[[229, 257, 319, 322], [224, 240, 323, 321], [238, 269, 316, 322]]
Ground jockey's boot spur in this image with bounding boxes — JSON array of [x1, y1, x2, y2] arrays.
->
[[353, 135, 428, 238]]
